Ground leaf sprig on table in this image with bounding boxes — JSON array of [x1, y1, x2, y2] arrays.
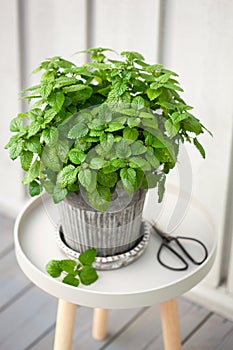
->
[[46, 248, 98, 287]]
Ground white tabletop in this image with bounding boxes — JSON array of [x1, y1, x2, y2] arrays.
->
[[14, 189, 216, 309]]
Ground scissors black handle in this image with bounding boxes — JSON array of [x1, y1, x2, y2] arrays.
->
[[150, 223, 209, 271], [174, 236, 208, 265], [157, 236, 208, 271], [157, 239, 189, 271]]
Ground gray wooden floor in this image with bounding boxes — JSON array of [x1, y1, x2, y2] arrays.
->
[[1, 212, 233, 350]]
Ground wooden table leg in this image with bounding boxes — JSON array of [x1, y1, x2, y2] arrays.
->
[[54, 299, 77, 350], [160, 298, 182, 350], [92, 308, 109, 340]]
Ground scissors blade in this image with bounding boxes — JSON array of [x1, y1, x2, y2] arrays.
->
[[149, 221, 170, 240]]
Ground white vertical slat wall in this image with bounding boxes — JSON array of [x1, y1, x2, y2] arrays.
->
[[160, 0, 233, 318], [1, 0, 233, 316], [0, 0, 23, 215]]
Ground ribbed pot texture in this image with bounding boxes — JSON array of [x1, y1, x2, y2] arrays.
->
[[58, 189, 147, 257]]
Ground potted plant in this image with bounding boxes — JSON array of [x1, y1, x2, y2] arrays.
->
[[5, 47, 209, 271]]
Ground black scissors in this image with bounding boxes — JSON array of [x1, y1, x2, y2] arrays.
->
[[149, 221, 208, 271]]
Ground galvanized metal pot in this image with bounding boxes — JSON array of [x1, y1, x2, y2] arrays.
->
[[58, 188, 147, 257]]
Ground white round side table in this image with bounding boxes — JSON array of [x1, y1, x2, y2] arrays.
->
[[14, 191, 216, 350]]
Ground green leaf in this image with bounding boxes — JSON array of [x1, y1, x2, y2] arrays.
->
[[20, 150, 33, 171], [48, 91, 65, 112], [129, 157, 151, 171], [21, 84, 41, 93], [130, 141, 147, 155], [42, 127, 59, 146], [78, 168, 96, 192], [29, 180, 42, 196], [89, 157, 106, 169], [54, 57, 75, 69], [59, 260, 77, 274], [79, 248, 97, 266], [171, 112, 189, 124], [79, 266, 98, 285], [120, 168, 136, 195], [22, 159, 40, 184], [97, 185, 112, 202], [121, 50, 144, 61], [69, 149, 86, 164], [68, 182, 79, 192], [127, 117, 141, 128], [5, 135, 19, 149], [40, 82, 53, 98], [182, 116, 203, 135], [116, 139, 131, 158], [145, 150, 160, 169], [57, 165, 78, 188], [46, 260, 62, 278], [85, 62, 111, 70], [113, 116, 127, 124], [97, 170, 118, 187], [97, 103, 112, 123], [68, 123, 89, 139], [145, 134, 166, 148], [62, 84, 92, 95], [96, 134, 114, 155], [25, 136, 42, 154], [158, 99, 176, 110], [10, 117, 24, 132], [156, 148, 174, 163], [123, 127, 139, 141], [142, 118, 158, 130], [145, 173, 160, 188], [44, 109, 57, 124], [28, 121, 41, 137], [56, 140, 70, 162], [132, 96, 147, 110], [158, 175, 166, 203], [194, 138, 206, 158], [115, 108, 137, 117], [42, 146, 61, 172], [107, 90, 131, 107], [89, 130, 104, 137], [88, 118, 105, 131], [139, 111, 154, 119], [163, 82, 183, 92], [146, 87, 162, 100], [43, 180, 54, 194], [111, 81, 127, 97], [151, 73, 171, 86], [28, 108, 43, 121], [63, 274, 80, 287], [53, 186, 68, 203], [110, 158, 127, 169], [105, 122, 125, 132], [88, 189, 110, 212], [9, 140, 23, 160], [164, 119, 179, 137], [54, 77, 78, 88]]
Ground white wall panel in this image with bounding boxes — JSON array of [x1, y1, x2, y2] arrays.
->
[[22, 0, 87, 88], [0, 0, 24, 215], [92, 0, 161, 62], [161, 0, 233, 287]]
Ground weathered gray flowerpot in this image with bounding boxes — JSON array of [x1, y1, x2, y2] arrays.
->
[[58, 188, 147, 257]]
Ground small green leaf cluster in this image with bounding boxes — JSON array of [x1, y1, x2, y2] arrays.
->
[[46, 248, 98, 287], [5, 48, 210, 209]]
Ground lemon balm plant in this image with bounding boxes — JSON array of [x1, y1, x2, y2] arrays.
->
[[5, 48, 210, 268], [6, 48, 207, 207]]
